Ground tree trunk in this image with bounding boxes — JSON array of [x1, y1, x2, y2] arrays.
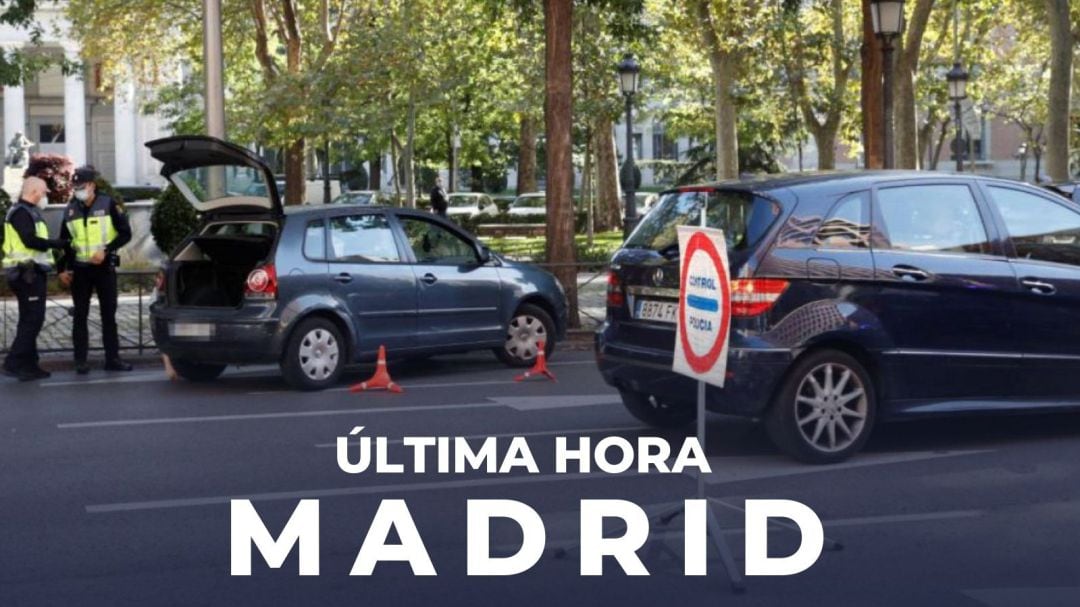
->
[[1044, 0, 1072, 182], [284, 139, 305, 205], [811, 126, 838, 170], [893, 0, 935, 169], [543, 0, 579, 328], [930, 116, 950, 170], [695, 0, 739, 179], [405, 94, 417, 208], [369, 153, 381, 191], [595, 116, 621, 232], [517, 116, 538, 194], [583, 129, 594, 246], [860, 0, 884, 169]]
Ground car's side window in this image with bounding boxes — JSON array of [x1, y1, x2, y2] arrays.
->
[[986, 186, 1080, 267], [328, 214, 400, 263], [876, 185, 990, 255], [814, 191, 870, 249], [399, 217, 478, 265], [303, 220, 326, 260]]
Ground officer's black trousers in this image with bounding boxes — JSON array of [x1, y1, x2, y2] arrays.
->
[[3, 270, 47, 373], [71, 264, 119, 363]]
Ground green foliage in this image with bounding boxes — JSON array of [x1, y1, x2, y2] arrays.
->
[[93, 176, 125, 205], [150, 185, 199, 256]]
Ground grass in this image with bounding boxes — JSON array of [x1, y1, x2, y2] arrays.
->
[[482, 230, 624, 264]]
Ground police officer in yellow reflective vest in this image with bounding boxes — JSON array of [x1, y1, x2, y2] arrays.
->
[[2, 177, 66, 381], [57, 166, 133, 374]]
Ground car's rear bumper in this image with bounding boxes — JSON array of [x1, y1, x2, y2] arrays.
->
[[151, 303, 283, 365], [595, 322, 794, 417]]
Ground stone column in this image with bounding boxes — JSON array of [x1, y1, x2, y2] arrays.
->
[[113, 76, 137, 184], [63, 46, 87, 165], [3, 82, 25, 155]]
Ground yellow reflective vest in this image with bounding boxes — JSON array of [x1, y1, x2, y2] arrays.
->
[[66, 196, 118, 264], [2, 204, 52, 270]]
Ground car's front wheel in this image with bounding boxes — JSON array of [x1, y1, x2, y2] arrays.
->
[[494, 303, 555, 367], [619, 389, 696, 428], [281, 318, 345, 391], [765, 349, 876, 464], [171, 358, 226, 383]]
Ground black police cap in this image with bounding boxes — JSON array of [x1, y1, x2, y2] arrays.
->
[[72, 166, 99, 185]]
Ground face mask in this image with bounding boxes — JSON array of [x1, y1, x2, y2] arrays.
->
[[74, 189, 91, 202]]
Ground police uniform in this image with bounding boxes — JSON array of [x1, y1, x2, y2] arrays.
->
[[2, 200, 64, 381], [58, 167, 133, 372]]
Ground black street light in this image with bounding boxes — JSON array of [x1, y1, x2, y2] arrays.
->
[[871, 0, 905, 169], [617, 53, 641, 238], [946, 62, 969, 173]]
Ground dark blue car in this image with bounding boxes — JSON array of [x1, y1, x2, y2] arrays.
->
[[148, 136, 567, 390], [597, 172, 1080, 463]]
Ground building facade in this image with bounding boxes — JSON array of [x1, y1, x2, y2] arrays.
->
[[0, 4, 168, 187]]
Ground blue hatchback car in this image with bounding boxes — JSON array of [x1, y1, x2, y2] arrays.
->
[[597, 172, 1080, 463], [147, 136, 567, 390]]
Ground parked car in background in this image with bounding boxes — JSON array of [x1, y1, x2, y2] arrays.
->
[[147, 136, 568, 391], [447, 192, 499, 218], [493, 195, 516, 213], [332, 190, 388, 206], [508, 192, 547, 218], [598, 171, 1080, 463]]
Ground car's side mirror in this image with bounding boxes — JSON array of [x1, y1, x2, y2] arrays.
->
[[477, 244, 492, 265]]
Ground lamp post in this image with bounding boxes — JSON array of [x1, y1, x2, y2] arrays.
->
[[946, 62, 969, 173], [870, 0, 905, 169], [450, 128, 461, 193], [617, 53, 641, 238]]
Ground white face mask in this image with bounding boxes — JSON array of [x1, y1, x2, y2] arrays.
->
[[74, 189, 91, 202]]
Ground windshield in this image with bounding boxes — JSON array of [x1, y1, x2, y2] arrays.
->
[[625, 190, 779, 252], [449, 195, 479, 207], [513, 195, 546, 208], [170, 165, 273, 211]]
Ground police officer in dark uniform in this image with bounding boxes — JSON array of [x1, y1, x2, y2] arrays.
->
[[2, 177, 66, 381], [430, 176, 448, 218], [57, 166, 133, 374]]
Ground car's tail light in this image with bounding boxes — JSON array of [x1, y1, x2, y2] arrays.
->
[[731, 279, 789, 317], [606, 271, 625, 308], [245, 264, 278, 300]]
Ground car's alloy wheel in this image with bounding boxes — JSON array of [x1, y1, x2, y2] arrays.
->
[[298, 327, 340, 381], [494, 303, 556, 368], [793, 363, 869, 454], [282, 317, 346, 391], [765, 349, 876, 464], [505, 313, 547, 361]]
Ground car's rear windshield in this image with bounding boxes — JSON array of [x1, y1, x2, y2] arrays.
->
[[513, 196, 545, 208], [449, 195, 478, 207], [625, 190, 779, 253]]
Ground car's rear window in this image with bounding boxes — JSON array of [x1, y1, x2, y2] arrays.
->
[[625, 190, 779, 252]]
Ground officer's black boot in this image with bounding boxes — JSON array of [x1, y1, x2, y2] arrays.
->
[[104, 358, 133, 372], [75, 361, 91, 375]]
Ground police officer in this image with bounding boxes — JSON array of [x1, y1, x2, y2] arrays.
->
[[2, 177, 66, 381], [57, 166, 133, 374]]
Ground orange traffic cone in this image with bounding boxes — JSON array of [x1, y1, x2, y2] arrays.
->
[[349, 345, 403, 393], [514, 341, 556, 382]]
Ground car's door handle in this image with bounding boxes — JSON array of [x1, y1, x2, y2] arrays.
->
[[333, 273, 353, 284], [421, 273, 438, 285], [1020, 278, 1056, 295], [892, 265, 931, 281]]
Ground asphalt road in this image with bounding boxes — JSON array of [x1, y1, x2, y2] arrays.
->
[[2, 350, 1079, 607]]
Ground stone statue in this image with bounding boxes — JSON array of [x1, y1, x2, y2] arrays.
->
[[6, 132, 33, 168]]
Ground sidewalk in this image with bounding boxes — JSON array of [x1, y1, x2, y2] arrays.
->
[[2, 273, 607, 356]]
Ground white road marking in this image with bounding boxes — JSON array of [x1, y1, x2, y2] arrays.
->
[[491, 394, 621, 410], [85, 470, 643, 514], [56, 393, 619, 429], [314, 424, 645, 448], [700, 449, 989, 484]]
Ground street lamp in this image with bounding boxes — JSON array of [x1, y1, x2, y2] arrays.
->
[[946, 62, 969, 173], [617, 53, 641, 238], [871, 0, 905, 169]]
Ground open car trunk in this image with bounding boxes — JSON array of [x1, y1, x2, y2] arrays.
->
[[170, 223, 278, 307]]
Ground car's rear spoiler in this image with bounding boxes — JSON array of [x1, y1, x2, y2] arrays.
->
[[1044, 182, 1080, 204]]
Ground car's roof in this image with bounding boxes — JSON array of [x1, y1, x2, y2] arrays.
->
[[671, 170, 1046, 198], [449, 192, 486, 197]]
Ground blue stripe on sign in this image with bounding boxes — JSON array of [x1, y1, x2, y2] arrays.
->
[[687, 294, 718, 313]]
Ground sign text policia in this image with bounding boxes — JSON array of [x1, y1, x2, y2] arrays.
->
[[673, 226, 732, 386]]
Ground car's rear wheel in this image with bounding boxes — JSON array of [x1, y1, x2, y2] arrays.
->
[[282, 318, 345, 391], [171, 358, 226, 382], [494, 304, 555, 367], [765, 349, 876, 464], [619, 389, 696, 428]]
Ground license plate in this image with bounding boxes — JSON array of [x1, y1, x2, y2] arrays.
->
[[170, 322, 214, 339], [635, 299, 678, 323]]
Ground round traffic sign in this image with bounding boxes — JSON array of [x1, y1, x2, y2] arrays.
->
[[677, 231, 731, 374]]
